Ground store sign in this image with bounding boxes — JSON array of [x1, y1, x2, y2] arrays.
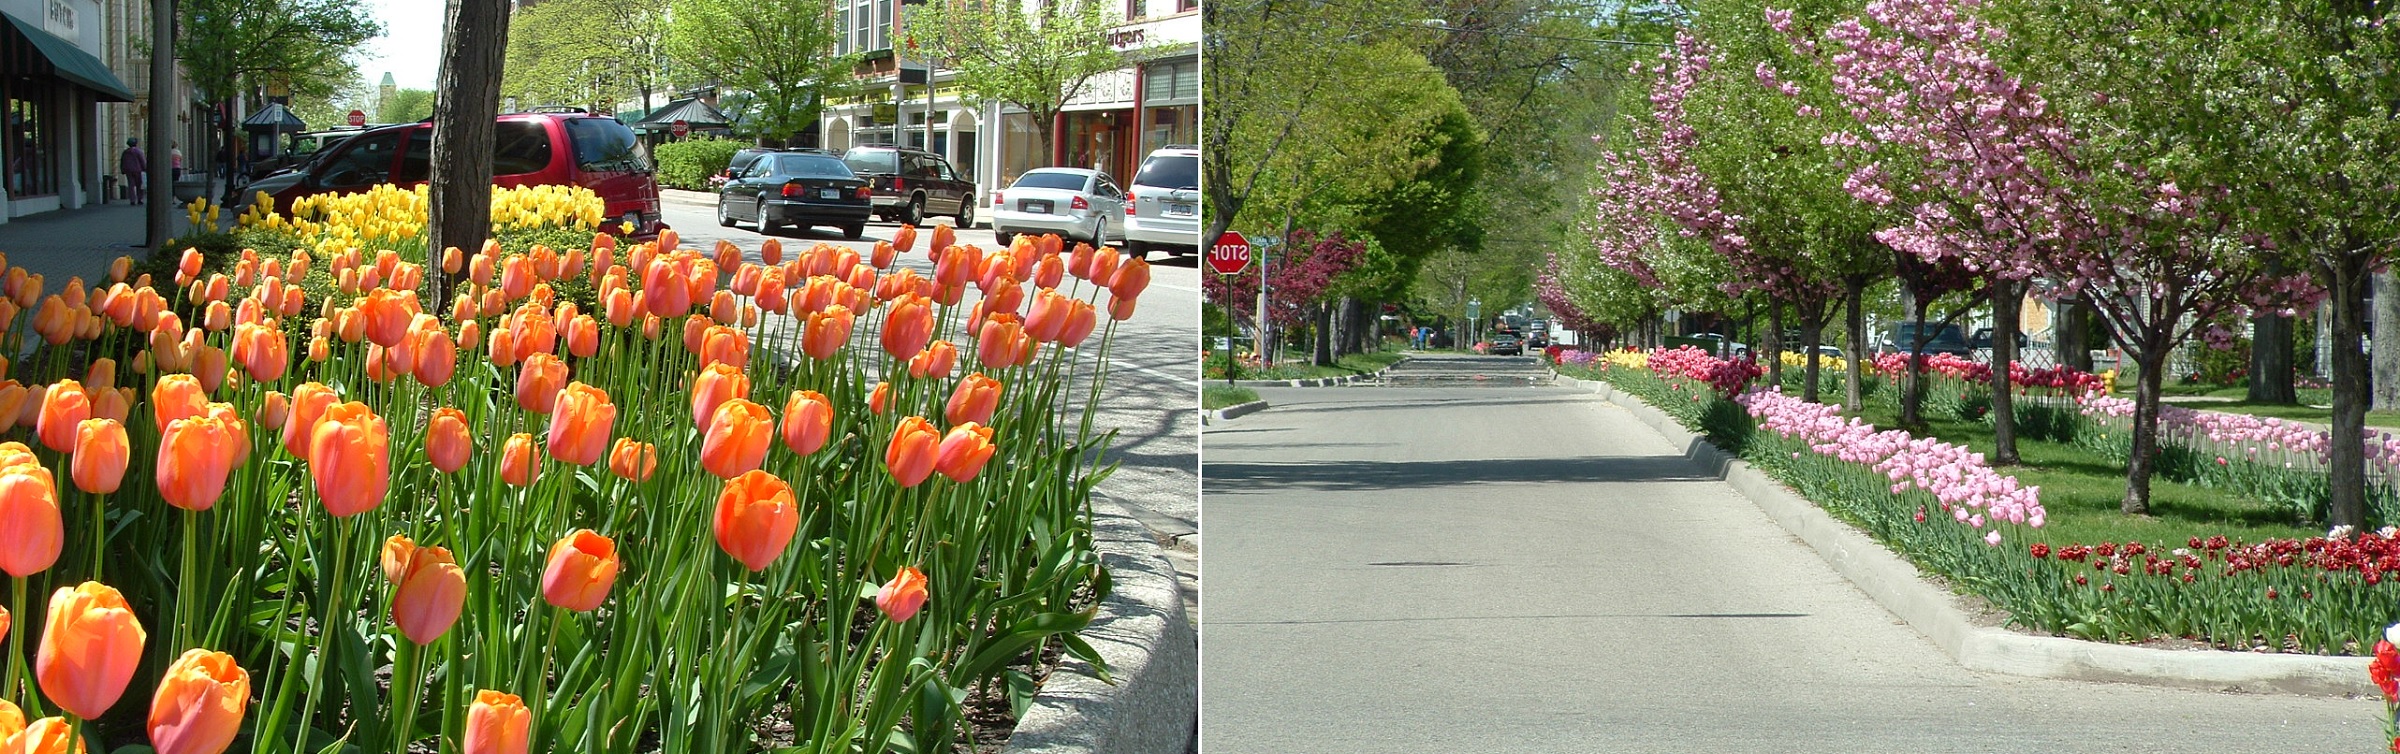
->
[[46, 0, 77, 38], [1107, 29, 1146, 50], [1064, 68, 1136, 108]]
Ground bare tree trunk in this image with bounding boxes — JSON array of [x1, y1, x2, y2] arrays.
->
[[145, 0, 174, 245], [1844, 276, 1867, 412], [428, 0, 513, 308], [2374, 270, 2400, 410], [1312, 303, 1333, 366], [2122, 343, 2167, 515], [1764, 304, 1784, 388], [2330, 253, 2372, 529], [1990, 276, 2022, 466], [2252, 312, 2298, 404], [1802, 317, 1824, 403]]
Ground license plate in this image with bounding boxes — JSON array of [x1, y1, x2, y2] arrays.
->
[[1166, 202, 1195, 217], [820, 188, 840, 199], [1023, 200, 1052, 214]]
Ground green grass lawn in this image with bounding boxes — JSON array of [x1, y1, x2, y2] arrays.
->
[[1203, 384, 1260, 410], [1849, 404, 2321, 547]]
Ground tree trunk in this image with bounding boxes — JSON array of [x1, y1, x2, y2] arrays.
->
[[2054, 296, 2086, 372], [2374, 270, 2400, 411], [2330, 254, 2371, 529], [144, 0, 174, 245], [1312, 303, 1333, 366], [1845, 276, 1867, 412], [2252, 312, 2298, 404], [428, 0, 513, 308], [2121, 343, 2168, 515], [1802, 317, 1823, 404], [1901, 297, 1932, 430], [1989, 276, 2021, 466], [1764, 304, 1784, 388]]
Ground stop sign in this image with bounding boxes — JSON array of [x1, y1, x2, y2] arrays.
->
[[1209, 231, 1251, 275], [346, 109, 365, 127], [672, 119, 690, 137]]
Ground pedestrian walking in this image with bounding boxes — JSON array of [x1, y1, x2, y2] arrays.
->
[[170, 141, 184, 180], [118, 138, 145, 205]]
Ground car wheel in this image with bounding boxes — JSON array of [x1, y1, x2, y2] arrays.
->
[[1087, 217, 1106, 245], [957, 199, 975, 228], [717, 198, 736, 228], [843, 224, 865, 240], [904, 196, 925, 226], [756, 199, 778, 233], [994, 230, 1015, 247], [1127, 240, 1151, 260]]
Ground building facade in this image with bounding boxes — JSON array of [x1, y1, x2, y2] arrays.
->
[[822, 0, 1197, 213], [0, 0, 155, 220]]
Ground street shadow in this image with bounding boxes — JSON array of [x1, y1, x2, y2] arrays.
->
[[1202, 454, 1718, 493], [1254, 393, 1574, 417]]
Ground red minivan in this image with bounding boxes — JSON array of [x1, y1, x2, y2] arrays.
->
[[243, 111, 666, 239]]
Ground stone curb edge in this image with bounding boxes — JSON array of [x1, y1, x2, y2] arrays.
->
[[1227, 354, 1415, 388], [1201, 400, 1269, 424], [1001, 492, 1198, 753], [1556, 373, 2374, 697]]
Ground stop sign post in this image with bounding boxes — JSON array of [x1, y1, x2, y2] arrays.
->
[[346, 109, 365, 127], [1211, 232, 1252, 384]]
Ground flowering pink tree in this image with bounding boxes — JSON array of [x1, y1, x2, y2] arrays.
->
[[1782, 0, 2315, 513], [1201, 229, 1371, 357]]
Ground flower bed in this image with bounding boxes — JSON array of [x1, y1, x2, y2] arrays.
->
[[0, 185, 1149, 752], [1576, 346, 2400, 654]]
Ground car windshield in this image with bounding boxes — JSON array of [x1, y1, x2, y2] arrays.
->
[[1011, 172, 1090, 191], [778, 155, 854, 178], [844, 149, 900, 175], [1895, 323, 1966, 344], [1133, 154, 1197, 190], [563, 118, 649, 173]]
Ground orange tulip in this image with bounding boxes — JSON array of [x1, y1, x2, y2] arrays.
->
[[885, 416, 940, 488], [689, 363, 751, 429], [464, 690, 531, 754], [89, 386, 129, 426], [700, 399, 772, 479], [869, 381, 891, 415], [876, 566, 929, 622], [515, 353, 568, 414], [1088, 248, 1121, 290], [1109, 257, 1152, 301], [546, 383, 615, 466], [700, 325, 749, 369], [1059, 299, 1100, 348], [882, 294, 934, 359], [309, 402, 390, 517], [910, 341, 958, 380], [929, 224, 956, 257], [0, 384, 24, 435], [0, 455, 61, 577], [1024, 290, 1071, 343], [802, 305, 854, 360], [70, 419, 127, 495], [945, 374, 1003, 427], [35, 379, 87, 453], [934, 423, 998, 483], [608, 438, 658, 483], [642, 260, 693, 318], [501, 433, 540, 487], [781, 390, 833, 456], [36, 581, 146, 719], [564, 314, 600, 358], [713, 470, 798, 571], [892, 224, 918, 255], [1108, 291, 1137, 321], [147, 648, 249, 754], [390, 544, 466, 645], [229, 323, 287, 383], [280, 382, 337, 459], [1033, 254, 1064, 289], [541, 530, 619, 612], [11, 386, 39, 437], [425, 408, 472, 474], [977, 317, 1026, 369], [359, 288, 417, 347], [7, 715, 72, 754], [380, 534, 416, 584]]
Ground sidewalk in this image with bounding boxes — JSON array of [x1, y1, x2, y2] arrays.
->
[[0, 175, 237, 288]]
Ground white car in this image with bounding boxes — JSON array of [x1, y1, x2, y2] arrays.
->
[[990, 168, 1125, 246], [1124, 145, 1199, 259]]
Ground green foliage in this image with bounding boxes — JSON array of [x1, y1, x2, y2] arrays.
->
[[664, 0, 853, 141], [177, 0, 382, 104], [376, 89, 435, 124], [653, 138, 746, 191], [909, 0, 1125, 153], [1202, 385, 1261, 410], [504, 0, 670, 109]]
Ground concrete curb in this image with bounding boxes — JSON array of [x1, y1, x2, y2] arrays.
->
[[1558, 373, 2375, 697], [1229, 354, 1413, 388], [659, 187, 717, 207], [1002, 493, 1198, 753], [1202, 400, 1269, 424]]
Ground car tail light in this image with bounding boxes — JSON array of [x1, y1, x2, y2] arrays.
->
[[855, 186, 871, 199], [893, 177, 906, 192], [781, 184, 801, 197], [1071, 196, 1089, 210], [1126, 200, 1137, 216], [993, 191, 1005, 206]]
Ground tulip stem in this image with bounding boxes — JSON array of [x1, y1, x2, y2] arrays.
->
[[176, 507, 196, 652], [535, 605, 561, 745], [87, 491, 102, 580], [4, 576, 23, 713]]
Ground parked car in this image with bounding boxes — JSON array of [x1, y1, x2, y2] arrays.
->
[[1124, 145, 1199, 259], [1882, 322, 1971, 357], [722, 147, 837, 183], [716, 151, 871, 238], [1968, 328, 2027, 350], [1490, 333, 1524, 356], [842, 145, 975, 227], [991, 168, 1125, 247], [241, 110, 666, 238]]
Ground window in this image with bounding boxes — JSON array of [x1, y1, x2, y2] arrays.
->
[[7, 95, 51, 196], [564, 118, 648, 173], [398, 129, 431, 183], [777, 155, 855, 179], [492, 121, 554, 175], [845, 148, 900, 175], [1177, 0, 1194, 11], [1010, 171, 1091, 191], [1144, 60, 1199, 104], [315, 128, 404, 189], [1133, 154, 1196, 190]]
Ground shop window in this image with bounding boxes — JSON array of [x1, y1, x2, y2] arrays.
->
[[1178, 0, 1195, 12], [8, 94, 53, 197]]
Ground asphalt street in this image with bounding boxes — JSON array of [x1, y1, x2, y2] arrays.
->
[[1201, 359, 2376, 753], [657, 193, 1201, 578]]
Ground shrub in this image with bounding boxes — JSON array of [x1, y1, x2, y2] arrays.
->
[[653, 137, 747, 191]]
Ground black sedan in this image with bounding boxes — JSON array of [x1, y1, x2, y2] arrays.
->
[[1490, 334, 1524, 356], [717, 152, 871, 238]]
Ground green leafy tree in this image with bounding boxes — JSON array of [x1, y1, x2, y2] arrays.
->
[[908, 0, 1125, 158], [286, 69, 369, 132], [663, 0, 852, 141], [505, 0, 671, 111], [376, 89, 436, 123], [177, 0, 380, 193]]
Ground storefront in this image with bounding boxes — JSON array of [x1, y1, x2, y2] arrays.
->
[[0, 1, 134, 218], [1059, 66, 1138, 182]]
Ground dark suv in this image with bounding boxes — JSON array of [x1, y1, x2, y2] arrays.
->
[[242, 111, 666, 238], [842, 146, 976, 227]]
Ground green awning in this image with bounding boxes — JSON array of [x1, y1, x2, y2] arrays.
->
[[0, 12, 135, 102]]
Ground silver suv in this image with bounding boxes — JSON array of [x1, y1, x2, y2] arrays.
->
[[1123, 145, 1199, 259]]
